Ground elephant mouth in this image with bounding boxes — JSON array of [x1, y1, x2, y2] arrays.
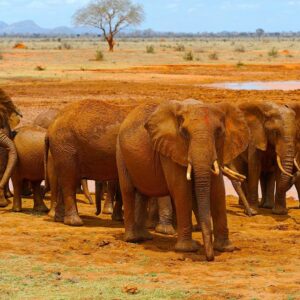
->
[[186, 160, 246, 182]]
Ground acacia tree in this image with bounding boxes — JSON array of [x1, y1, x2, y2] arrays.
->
[[73, 0, 144, 51]]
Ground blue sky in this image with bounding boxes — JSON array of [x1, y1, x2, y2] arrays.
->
[[0, 0, 299, 32]]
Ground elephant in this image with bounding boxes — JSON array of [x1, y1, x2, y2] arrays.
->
[[33, 108, 95, 205], [11, 125, 49, 212], [46, 100, 136, 226], [284, 103, 300, 208], [231, 101, 299, 215], [47, 99, 180, 229], [0, 89, 22, 207], [116, 99, 249, 261]]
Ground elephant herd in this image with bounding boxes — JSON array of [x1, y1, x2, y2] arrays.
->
[[0, 88, 299, 262]]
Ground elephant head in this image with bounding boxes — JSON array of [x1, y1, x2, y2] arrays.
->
[[145, 99, 249, 261], [238, 101, 296, 205], [0, 89, 22, 189], [285, 103, 300, 179]]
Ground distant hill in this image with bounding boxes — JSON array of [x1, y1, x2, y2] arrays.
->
[[0, 21, 8, 30], [0, 20, 99, 36]]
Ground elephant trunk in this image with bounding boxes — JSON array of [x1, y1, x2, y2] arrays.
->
[[0, 131, 17, 189], [191, 143, 214, 261], [276, 139, 295, 204]]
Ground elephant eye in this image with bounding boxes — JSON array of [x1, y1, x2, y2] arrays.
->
[[180, 126, 189, 138]]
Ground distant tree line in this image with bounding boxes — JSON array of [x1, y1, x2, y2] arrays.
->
[[1, 29, 300, 39]]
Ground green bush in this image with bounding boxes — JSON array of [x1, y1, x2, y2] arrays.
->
[[208, 52, 218, 60], [183, 51, 193, 61], [174, 44, 185, 52], [235, 45, 245, 52], [268, 47, 278, 57], [61, 42, 72, 50], [236, 61, 245, 67], [35, 65, 46, 71], [95, 50, 104, 61], [0, 52, 3, 60], [146, 45, 155, 53]]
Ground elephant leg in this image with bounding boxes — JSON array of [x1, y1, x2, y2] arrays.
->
[[21, 180, 33, 197], [0, 188, 8, 207], [103, 181, 115, 214], [95, 181, 104, 216], [32, 181, 49, 213], [146, 197, 159, 229], [112, 184, 123, 221], [58, 161, 82, 226], [232, 180, 257, 216], [5, 183, 13, 198], [117, 147, 151, 242], [260, 173, 267, 207], [247, 149, 262, 206], [48, 154, 58, 218], [81, 179, 93, 205], [156, 196, 176, 235], [160, 156, 199, 252], [11, 175, 22, 212], [295, 179, 300, 208], [134, 192, 152, 240], [260, 172, 275, 209], [211, 175, 235, 252], [54, 187, 64, 223]]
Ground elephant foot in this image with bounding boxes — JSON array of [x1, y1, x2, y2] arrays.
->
[[5, 190, 13, 198], [272, 206, 288, 215], [175, 239, 200, 252], [48, 208, 56, 218], [54, 213, 64, 223], [146, 219, 157, 229], [155, 223, 176, 235], [12, 205, 22, 212], [259, 202, 274, 209], [0, 198, 9, 208], [244, 207, 258, 216], [33, 203, 49, 213], [64, 214, 83, 226], [102, 202, 113, 214], [124, 228, 153, 243], [193, 223, 201, 232], [112, 210, 123, 222], [87, 197, 93, 205], [214, 238, 235, 252]]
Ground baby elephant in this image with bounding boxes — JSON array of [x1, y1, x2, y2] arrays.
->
[[12, 126, 49, 213]]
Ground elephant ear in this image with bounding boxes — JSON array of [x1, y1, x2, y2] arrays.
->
[[144, 100, 189, 166], [287, 103, 300, 154], [217, 103, 250, 164], [0, 105, 9, 130], [238, 102, 268, 151]]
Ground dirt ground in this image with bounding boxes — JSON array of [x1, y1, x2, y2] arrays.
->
[[0, 40, 300, 299]]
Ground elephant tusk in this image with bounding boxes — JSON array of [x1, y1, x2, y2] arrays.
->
[[223, 166, 246, 180], [294, 158, 300, 172], [221, 168, 244, 182], [186, 163, 192, 181], [277, 155, 293, 177], [211, 160, 220, 176]]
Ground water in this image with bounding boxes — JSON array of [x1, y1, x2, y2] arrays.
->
[[205, 81, 300, 91]]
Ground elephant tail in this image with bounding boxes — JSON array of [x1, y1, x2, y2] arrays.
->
[[44, 134, 50, 191]]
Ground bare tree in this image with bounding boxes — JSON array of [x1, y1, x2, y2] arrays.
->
[[256, 28, 265, 39], [73, 0, 144, 51]]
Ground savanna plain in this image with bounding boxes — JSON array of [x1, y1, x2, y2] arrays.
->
[[0, 37, 300, 299]]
